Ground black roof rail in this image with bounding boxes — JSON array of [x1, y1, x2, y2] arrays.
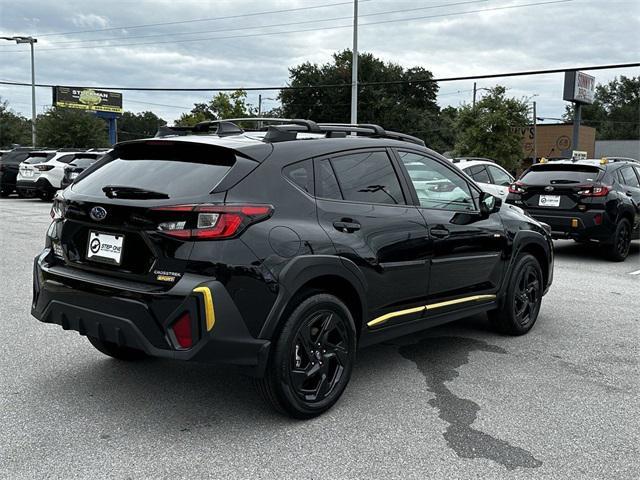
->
[[155, 118, 426, 146], [317, 123, 425, 146]]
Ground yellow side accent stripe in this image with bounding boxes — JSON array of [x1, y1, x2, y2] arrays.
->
[[193, 287, 215, 331], [367, 294, 496, 328]]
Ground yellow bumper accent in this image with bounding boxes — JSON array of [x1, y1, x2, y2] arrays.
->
[[367, 294, 496, 328], [193, 287, 215, 331]]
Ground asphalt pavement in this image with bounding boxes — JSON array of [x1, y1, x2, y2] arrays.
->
[[0, 196, 638, 479]]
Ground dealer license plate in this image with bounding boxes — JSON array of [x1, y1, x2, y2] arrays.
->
[[538, 195, 560, 207], [87, 231, 124, 265]]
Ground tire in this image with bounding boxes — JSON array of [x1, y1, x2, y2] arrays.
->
[[87, 336, 148, 361], [488, 253, 544, 335], [606, 219, 631, 262], [39, 190, 54, 202], [256, 293, 357, 419]]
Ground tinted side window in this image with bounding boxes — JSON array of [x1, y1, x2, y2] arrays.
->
[[619, 166, 640, 188], [330, 151, 405, 205], [283, 159, 313, 194], [57, 154, 76, 164], [488, 165, 513, 186], [399, 151, 475, 211], [315, 158, 342, 200], [467, 165, 491, 183]]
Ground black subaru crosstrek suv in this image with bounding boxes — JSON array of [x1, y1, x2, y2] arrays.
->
[[506, 158, 640, 261], [32, 119, 554, 418]]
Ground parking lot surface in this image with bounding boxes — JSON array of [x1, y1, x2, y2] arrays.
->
[[1, 196, 638, 479]]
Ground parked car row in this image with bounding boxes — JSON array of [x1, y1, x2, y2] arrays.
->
[[0, 147, 108, 200]]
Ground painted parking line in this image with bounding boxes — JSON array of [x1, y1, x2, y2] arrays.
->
[[629, 269, 640, 275]]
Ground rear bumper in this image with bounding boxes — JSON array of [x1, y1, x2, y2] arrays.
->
[[31, 251, 271, 376], [17, 178, 55, 196], [519, 208, 614, 241]]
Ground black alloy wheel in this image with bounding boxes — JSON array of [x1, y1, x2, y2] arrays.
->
[[257, 293, 356, 419], [607, 219, 631, 262], [513, 263, 542, 328], [289, 310, 349, 403], [488, 253, 543, 335]]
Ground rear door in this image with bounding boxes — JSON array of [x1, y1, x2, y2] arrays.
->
[[314, 148, 431, 325], [395, 150, 506, 300], [60, 141, 236, 287], [518, 164, 604, 211]]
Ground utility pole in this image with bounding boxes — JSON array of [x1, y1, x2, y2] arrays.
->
[[472, 82, 477, 109], [1, 36, 37, 146], [350, 0, 358, 125], [258, 94, 262, 129], [533, 101, 537, 162], [572, 103, 581, 155]]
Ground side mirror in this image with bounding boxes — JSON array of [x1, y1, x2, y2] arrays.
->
[[480, 192, 501, 216]]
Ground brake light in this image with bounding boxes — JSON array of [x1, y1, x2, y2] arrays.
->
[[509, 181, 526, 194], [171, 312, 192, 349], [34, 164, 55, 171], [577, 184, 610, 197], [153, 204, 273, 240]]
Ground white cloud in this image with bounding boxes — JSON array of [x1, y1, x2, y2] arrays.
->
[[0, 0, 638, 124]]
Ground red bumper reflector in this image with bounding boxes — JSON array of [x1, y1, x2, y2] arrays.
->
[[593, 213, 603, 225], [172, 313, 193, 349]]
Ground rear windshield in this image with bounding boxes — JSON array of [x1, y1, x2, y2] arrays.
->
[[72, 142, 235, 199], [24, 153, 56, 164], [520, 164, 603, 185], [1, 151, 33, 164]]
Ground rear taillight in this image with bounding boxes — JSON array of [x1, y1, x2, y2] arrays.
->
[[171, 312, 192, 349], [50, 199, 65, 220], [577, 184, 610, 197], [153, 204, 273, 240], [508, 181, 526, 194], [34, 164, 54, 171]]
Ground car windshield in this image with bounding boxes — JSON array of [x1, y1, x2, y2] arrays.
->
[[520, 164, 603, 185]]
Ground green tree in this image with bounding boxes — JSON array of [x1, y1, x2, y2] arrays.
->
[[118, 111, 167, 141], [0, 98, 31, 147], [176, 90, 253, 126], [564, 76, 639, 140], [37, 107, 109, 148], [454, 86, 529, 171], [279, 50, 450, 151]]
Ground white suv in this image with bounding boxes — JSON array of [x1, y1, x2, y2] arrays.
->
[[17, 150, 86, 200], [452, 158, 514, 201]]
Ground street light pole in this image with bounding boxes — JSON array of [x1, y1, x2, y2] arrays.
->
[[1, 36, 37, 146], [350, 0, 358, 125], [29, 40, 36, 147], [533, 101, 537, 163]]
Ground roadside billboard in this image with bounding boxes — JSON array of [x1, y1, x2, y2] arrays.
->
[[52, 86, 123, 114], [563, 71, 596, 105]]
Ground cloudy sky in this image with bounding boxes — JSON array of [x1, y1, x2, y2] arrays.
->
[[0, 0, 638, 126]]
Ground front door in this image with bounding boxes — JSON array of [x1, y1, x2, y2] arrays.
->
[[314, 149, 430, 325], [394, 150, 507, 300]]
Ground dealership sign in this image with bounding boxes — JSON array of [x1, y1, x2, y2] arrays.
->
[[52, 86, 123, 113], [563, 71, 596, 105]]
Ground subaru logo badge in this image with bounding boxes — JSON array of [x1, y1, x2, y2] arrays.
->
[[90, 206, 108, 221], [544, 186, 554, 192]]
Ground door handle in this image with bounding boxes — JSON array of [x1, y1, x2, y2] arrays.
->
[[429, 227, 450, 238], [333, 221, 361, 233], [626, 191, 633, 197]]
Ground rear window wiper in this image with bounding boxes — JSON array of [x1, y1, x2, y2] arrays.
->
[[550, 179, 580, 184], [102, 185, 170, 199]]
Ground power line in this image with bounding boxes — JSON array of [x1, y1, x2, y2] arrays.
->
[[29, 0, 376, 37], [0, 0, 574, 53], [1, 62, 637, 92], [16, 1, 489, 47]]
